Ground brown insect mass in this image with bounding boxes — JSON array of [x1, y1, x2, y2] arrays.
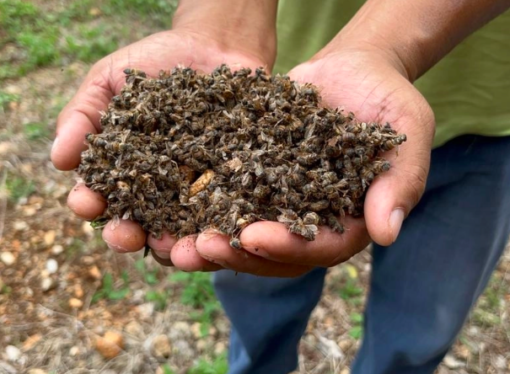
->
[[78, 65, 406, 242]]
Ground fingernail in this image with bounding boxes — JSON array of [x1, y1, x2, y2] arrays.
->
[[51, 137, 59, 153], [389, 209, 405, 242], [154, 250, 170, 260]]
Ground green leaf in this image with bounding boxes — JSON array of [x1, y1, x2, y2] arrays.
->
[[169, 272, 191, 282], [107, 288, 129, 300], [102, 273, 114, 292], [350, 312, 363, 324], [349, 326, 363, 340]]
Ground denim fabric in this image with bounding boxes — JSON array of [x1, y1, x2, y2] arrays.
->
[[213, 135, 510, 374]]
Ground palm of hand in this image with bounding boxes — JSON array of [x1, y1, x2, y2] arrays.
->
[[52, 30, 269, 270], [199, 50, 436, 274], [286, 50, 435, 246]]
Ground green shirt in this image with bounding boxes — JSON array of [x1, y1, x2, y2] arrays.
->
[[275, 0, 510, 147]]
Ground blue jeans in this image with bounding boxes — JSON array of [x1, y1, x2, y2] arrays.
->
[[213, 135, 510, 374]]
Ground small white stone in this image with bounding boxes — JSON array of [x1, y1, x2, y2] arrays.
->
[[41, 278, 55, 292], [45, 259, 58, 274], [0, 252, 15, 266], [13, 221, 28, 231], [69, 346, 80, 356], [443, 355, 465, 369], [5, 345, 21, 361], [136, 303, 154, 319], [493, 355, 507, 369], [51, 245, 64, 255], [82, 221, 94, 236]]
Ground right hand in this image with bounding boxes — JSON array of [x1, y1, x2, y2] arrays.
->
[[52, 29, 269, 271]]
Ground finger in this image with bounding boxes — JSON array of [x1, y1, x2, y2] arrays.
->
[[170, 235, 224, 272], [196, 230, 314, 277], [102, 219, 146, 253], [51, 64, 118, 170], [236, 216, 370, 267], [67, 183, 107, 220], [147, 232, 178, 266], [364, 104, 434, 245]]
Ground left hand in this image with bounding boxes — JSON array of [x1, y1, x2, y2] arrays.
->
[[193, 46, 435, 277]]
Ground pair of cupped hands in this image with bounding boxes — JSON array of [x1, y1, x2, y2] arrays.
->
[[51, 29, 434, 278]]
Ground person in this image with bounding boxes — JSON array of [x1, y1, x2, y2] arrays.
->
[[51, 0, 510, 373]]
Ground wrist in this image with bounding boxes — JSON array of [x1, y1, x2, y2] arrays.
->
[[313, 42, 412, 82], [318, 0, 510, 82], [172, 0, 278, 68]]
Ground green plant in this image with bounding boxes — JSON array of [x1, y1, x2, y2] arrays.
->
[[0, 0, 38, 42], [5, 175, 35, 203], [339, 278, 364, 306], [169, 272, 222, 336], [135, 258, 159, 285], [145, 289, 169, 310], [349, 312, 364, 340], [0, 91, 19, 113], [160, 364, 176, 374], [92, 271, 130, 302], [187, 353, 228, 374], [23, 122, 50, 140]]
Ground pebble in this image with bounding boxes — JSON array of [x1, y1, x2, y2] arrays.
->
[[74, 284, 84, 298], [51, 244, 64, 255], [124, 321, 143, 336], [338, 339, 352, 352], [137, 302, 154, 319], [41, 278, 56, 292], [172, 339, 193, 359], [214, 342, 226, 355], [5, 345, 21, 361], [0, 142, 15, 157], [81, 256, 95, 265], [0, 361, 17, 374], [69, 298, 83, 308], [43, 231, 56, 246], [196, 340, 207, 352], [88, 265, 101, 280], [443, 355, 465, 369], [0, 252, 15, 266], [23, 334, 42, 350], [82, 221, 94, 237], [169, 322, 191, 340], [23, 206, 37, 216], [152, 334, 172, 358], [13, 221, 28, 231], [95, 331, 124, 359], [493, 355, 507, 369], [69, 346, 80, 356], [28, 369, 47, 374], [318, 335, 344, 359], [191, 322, 202, 339], [45, 259, 58, 274]]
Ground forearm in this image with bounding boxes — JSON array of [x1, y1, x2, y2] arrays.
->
[[173, 0, 278, 67], [318, 0, 510, 81]]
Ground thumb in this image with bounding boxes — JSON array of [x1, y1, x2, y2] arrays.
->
[[363, 106, 434, 246], [51, 64, 121, 170]]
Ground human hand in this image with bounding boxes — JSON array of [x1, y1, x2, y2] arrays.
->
[[52, 13, 276, 272], [194, 46, 434, 276]]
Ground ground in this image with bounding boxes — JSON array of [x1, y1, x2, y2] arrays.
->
[[0, 1, 509, 374]]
